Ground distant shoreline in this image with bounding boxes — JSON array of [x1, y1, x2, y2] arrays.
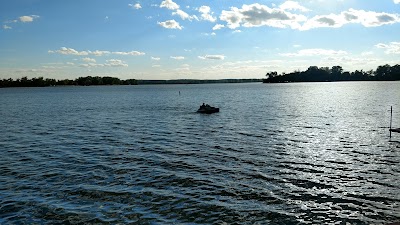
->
[[136, 79, 262, 85], [2, 62, 400, 88], [0, 77, 263, 88], [2, 77, 400, 88]]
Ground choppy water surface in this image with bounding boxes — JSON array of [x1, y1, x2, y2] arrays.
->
[[1, 82, 399, 224]]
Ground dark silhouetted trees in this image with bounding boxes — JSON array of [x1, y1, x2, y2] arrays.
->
[[75, 76, 123, 86], [0, 76, 137, 88], [0, 77, 262, 87], [263, 64, 400, 83]]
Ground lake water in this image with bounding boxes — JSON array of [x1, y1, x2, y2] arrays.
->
[[0, 82, 399, 224]]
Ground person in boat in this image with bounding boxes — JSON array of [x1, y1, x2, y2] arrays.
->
[[200, 103, 206, 110]]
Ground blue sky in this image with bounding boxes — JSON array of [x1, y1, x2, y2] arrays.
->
[[1, 0, 399, 80]]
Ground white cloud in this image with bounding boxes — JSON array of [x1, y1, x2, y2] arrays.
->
[[19, 15, 40, 23], [158, 20, 183, 29], [160, 0, 179, 10], [198, 55, 225, 60], [151, 57, 161, 60], [280, 1, 310, 12], [129, 3, 142, 9], [212, 24, 225, 30], [152, 65, 161, 68], [199, 6, 216, 22], [220, 3, 306, 29], [375, 42, 400, 54], [395, 0, 400, 4], [170, 56, 185, 60], [301, 9, 400, 30], [233, 30, 241, 33], [280, 48, 348, 57], [220, 4, 400, 31], [82, 57, 96, 63], [172, 9, 197, 21], [3, 25, 12, 29]]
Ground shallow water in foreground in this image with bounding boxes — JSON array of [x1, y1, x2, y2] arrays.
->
[[0, 82, 399, 224]]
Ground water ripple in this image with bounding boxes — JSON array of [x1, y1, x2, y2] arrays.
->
[[1, 83, 400, 224]]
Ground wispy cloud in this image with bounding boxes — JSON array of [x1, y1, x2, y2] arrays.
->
[[172, 9, 198, 21], [2, 15, 39, 30], [49, 47, 89, 56], [113, 51, 145, 56], [129, 3, 142, 10], [198, 55, 225, 60], [361, 51, 374, 56], [151, 57, 161, 60], [79, 59, 128, 68], [212, 24, 224, 30], [4, 19, 18, 24], [170, 56, 185, 60], [375, 42, 400, 54], [79, 63, 103, 68], [90, 50, 110, 56], [202, 32, 216, 36], [49, 47, 145, 56], [106, 59, 128, 67], [280, 48, 348, 57], [82, 57, 96, 63]]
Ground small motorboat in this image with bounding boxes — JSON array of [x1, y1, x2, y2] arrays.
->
[[197, 104, 219, 114]]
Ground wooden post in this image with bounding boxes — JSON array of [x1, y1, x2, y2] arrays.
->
[[390, 106, 392, 139]]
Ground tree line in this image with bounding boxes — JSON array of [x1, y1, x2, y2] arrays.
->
[[263, 64, 400, 83], [0, 76, 262, 88], [0, 76, 138, 88]]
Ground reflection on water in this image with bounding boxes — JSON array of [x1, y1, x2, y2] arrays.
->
[[0, 82, 399, 224]]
